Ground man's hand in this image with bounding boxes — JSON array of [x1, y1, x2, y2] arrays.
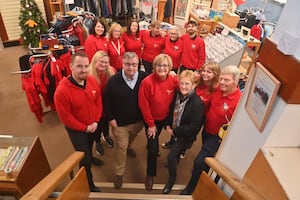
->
[[109, 119, 118, 128]]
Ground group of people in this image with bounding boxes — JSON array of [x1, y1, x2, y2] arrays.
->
[[54, 17, 242, 195]]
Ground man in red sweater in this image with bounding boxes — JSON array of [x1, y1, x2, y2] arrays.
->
[[181, 65, 242, 195], [181, 20, 206, 72], [54, 51, 102, 192]]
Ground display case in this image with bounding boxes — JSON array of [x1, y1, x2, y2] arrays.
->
[[0, 136, 51, 199], [204, 30, 245, 69]]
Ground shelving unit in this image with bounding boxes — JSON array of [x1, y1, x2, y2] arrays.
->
[[49, 0, 64, 21]]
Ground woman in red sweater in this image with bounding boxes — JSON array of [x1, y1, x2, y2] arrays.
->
[[122, 19, 143, 68], [90, 51, 116, 155], [163, 25, 183, 73], [138, 53, 178, 191], [84, 18, 108, 61], [141, 21, 165, 74], [107, 23, 125, 71]]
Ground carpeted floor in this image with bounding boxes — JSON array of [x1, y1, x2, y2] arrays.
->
[[0, 45, 203, 195]]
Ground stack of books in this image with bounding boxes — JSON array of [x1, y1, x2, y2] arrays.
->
[[0, 146, 28, 172]]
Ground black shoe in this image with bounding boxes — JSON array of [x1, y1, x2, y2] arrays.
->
[[90, 185, 101, 192], [162, 180, 175, 194], [95, 142, 104, 155], [127, 148, 136, 158], [145, 176, 153, 191], [161, 141, 173, 149], [180, 187, 193, 195], [92, 157, 104, 166], [104, 136, 114, 148]]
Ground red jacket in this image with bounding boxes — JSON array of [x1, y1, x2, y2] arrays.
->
[[138, 74, 178, 127], [107, 38, 125, 71], [164, 36, 183, 70], [195, 83, 216, 115], [205, 87, 241, 134], [181, 34, 206, 70], [141, 31, 165, 62], [84, 35, 108, 61], [54, 75, 102, 131], [122, 32, 143, 59]]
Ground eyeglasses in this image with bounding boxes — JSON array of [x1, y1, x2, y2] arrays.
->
[[124, 63, 138, 67], [156, 64, 169, 68]]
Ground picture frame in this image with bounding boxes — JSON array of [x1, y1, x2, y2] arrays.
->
[[174, 0, 188, 19], [245, 62, 281, 132]]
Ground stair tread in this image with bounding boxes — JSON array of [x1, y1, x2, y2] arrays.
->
[[89, 192, 192, 199], [95, 182, 186, 190]]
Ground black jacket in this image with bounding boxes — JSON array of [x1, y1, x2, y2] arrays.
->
[[166, 90, 204, 143]]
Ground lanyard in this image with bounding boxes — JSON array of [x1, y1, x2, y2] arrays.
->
[[111, 40, 120, 56]]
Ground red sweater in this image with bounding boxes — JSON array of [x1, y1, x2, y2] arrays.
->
[[138, 74, 178, 127], [107, 38, 125, 71], [141, 31, 165, 62], [163, 36, 183, 70], [122, 32, 143, 59], [195, 83, 216, 115], [54, 75, 102, 132], [205, 87, 241, 134], [84, 35, 108, 61], [181, 34, 206, 70]]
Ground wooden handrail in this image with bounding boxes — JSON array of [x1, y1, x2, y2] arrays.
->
[[205, 157, 265, 200], [21, 151, 84, 200]]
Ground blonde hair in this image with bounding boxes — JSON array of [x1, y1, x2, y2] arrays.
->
[[179, 70, 195, 84], [152, 53, 173, 72], [108, 22, 122, 39], [196, 62, 220, 93], [89, 51, 115, 84]]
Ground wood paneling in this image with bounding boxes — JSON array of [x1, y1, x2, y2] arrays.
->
[[257, 38, 300, 104]]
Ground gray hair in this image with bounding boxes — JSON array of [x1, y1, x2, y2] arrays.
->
[[123, 52, 138, 61], [169, 25, 180, 34], [221, 65, 240, 81]]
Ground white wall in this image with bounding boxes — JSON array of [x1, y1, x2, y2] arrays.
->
[[215, 0, 300, 196]]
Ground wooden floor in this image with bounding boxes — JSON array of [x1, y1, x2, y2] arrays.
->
[[0, 45, 203, 195]]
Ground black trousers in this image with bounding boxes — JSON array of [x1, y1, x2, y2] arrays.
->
[[142, 60, 153, 74], [145, 120, 165, 176], [93, 116, 109, 143], [167, 141, 192, 183], [185, 130, 220, 192], [65, 127, 95, 189]]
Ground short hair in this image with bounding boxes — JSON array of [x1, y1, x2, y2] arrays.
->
[[152, 53, 173, 71], [187, 20, 198, 27], [179, 70, 195, 83], [127, 19, 140, 35], [123, 52, 139, 61], [149, 20, 161, 28], [89, 18, 107, 36], [221, 65, 240, 82], [109, 22, 122, 39], [71, 51, 88, 65], [169, 25, 180, 35]]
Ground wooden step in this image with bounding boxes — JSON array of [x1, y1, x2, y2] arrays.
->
[[94, 182, 186, 190], [89, 192, 192, 200]]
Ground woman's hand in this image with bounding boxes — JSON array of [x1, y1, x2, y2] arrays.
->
[[147, 126, 157, 139]]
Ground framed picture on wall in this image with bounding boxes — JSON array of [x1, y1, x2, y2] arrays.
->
[[174, 0, 188, 19], [245, 62, 281, 132]]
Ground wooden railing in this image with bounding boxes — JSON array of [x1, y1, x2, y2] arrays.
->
[[205, 157, 265, 200], [21, 151, 84, 200]]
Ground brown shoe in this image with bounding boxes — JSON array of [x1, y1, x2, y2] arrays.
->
[[114, 175, 123, 189], [145, 176, 153, 190]]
